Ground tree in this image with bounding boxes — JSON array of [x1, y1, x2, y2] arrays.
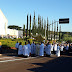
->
[[38, 15, 40, 34], [44, 19, 46, 37], [46, 17, 48, 40], [29, 14, 31, 37], [26, 14, 28, 38], [32, 12, 37, 35], [41, 17, 44, 36], [59, 25, 61, 41], [8, 25, 22, 30], [23, 24, 25, 37], [39, 16, 42, 34], [51, 20, 53, 41], [54, 21, 56, 40]]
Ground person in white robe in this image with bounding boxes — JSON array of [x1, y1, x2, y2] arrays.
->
[[44, 44, 47, 56], [60, 44, 64, 55], [31, 42, 36, 56], [51, 44, 54, 54], [23, 42, 29, 57], [53, 43, 57, 54], [65, 44, 69, 55], [15, 41, 19, 55], [46, 42, 51, 57], [18, 42, 23, 56], [56, 44, 60, 57], [27, 41, 31, 56], [39, 42, 44, 57], [36, 43, 40, 56]]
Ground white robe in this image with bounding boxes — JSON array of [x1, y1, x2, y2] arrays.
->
[[46, 44, 51, 55], [15, 43, 19, 48], [54, 44, 57, 51], [60, 46, 64, 51], [56, 46, 60, 57], [39, 43, 44, 56], [27, 44, 31, 55], [44, 46, 47, 52], [23, 45, 29, 56], [18, 45, 23, 55], [31, 43, 36, 54], [51, 45, 53, 51], [65, 46, 69, 50], [36, 44, 40, 55]]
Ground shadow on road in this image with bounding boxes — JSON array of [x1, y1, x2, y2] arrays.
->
[[27, 56, 72, 72]]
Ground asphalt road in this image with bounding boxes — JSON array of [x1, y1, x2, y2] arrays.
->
[[0, 54, 72, 72]]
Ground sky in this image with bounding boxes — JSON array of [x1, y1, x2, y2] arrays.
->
[[0, 0, 72, 32]]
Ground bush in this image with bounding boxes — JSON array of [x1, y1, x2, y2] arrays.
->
[[0, 36, 2, 39]]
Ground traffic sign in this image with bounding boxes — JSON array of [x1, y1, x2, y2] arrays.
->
[[59, 18, 69, 24]]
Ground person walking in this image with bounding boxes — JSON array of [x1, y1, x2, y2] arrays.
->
[[53, 43, 57, 55], [27, 41, 31, 57], [39, 42, 44, 57], [31, 42, 36, 57], [56, 44, 60, 57], [36, 43, 40, 56], [15, 41, 19, 55], [46, 42, 51, 57], [18, 42, 23, 57], [23, 42, 29, 57]]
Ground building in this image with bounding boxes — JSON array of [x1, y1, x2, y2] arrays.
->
[[0, 9, 8, 37], [0, 9, 23, 38]]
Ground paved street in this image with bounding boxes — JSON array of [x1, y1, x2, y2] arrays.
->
[[0, 54, 72, 72]]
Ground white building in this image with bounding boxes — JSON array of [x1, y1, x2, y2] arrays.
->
[[0, 9, 23, 38], [0, 9, 8, 37]]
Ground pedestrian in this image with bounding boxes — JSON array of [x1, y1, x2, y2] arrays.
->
[[53, 43, 57, 55], [56, 44, 60, 57], [39, 42, 44, 57], [60, 44, 64, 55], [31, 42, 36, 57], [18, 42, 23, 57], [15, 41, 19, 55], [44, 44, 47, 56], [23, 42, 29, 58], [51, 43, 54, 54], [65, 44, 69, 55], [46, 42, 51, 57], [36, 43, 40, 56], [27, 41, 31, 57]]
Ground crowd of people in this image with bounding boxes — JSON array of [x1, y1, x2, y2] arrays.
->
[[15, 40, 70, 58]]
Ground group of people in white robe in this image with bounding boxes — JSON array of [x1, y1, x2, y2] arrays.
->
[[15, 41, 69, 57]]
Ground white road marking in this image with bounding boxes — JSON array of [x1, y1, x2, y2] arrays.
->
[[0, 57, 13, 59], [0, 57, 36, 63]]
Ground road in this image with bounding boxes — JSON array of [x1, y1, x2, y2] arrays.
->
[[0, 54, 72, 72]]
